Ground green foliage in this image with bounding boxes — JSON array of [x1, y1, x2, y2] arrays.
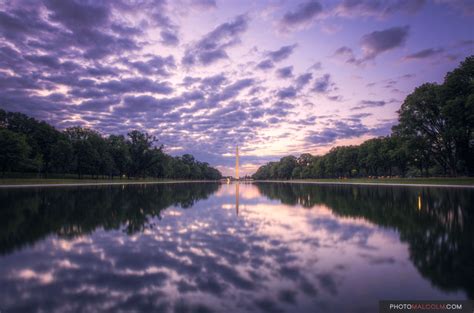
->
[[253, 56, 474, 179], [395, 55, 474, 175], [0, 129, 30, 175], [0, 110, 222, 180], [252, 136, 411, 180]]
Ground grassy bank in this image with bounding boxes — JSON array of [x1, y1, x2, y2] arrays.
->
[[0, 178, 215, 186], [257, 177, 474, 186], [0, 177, 473, 187]]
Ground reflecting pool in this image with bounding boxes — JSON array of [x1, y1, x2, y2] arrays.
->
[[0, 182, 473, 312]]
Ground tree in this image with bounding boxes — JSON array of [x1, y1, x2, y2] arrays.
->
[[0, 129, 30, 176], [395, 83, 455, 174], [0, 110, 62, 176], [0, 110, 222, 180], [50, 138, 74, 174], [442, 56, 474, 175], [65, 127, 102, 178], [171, 157, 191, 178], [127, 130, 160, 178], [396, 56, 473, 176], [277, 156, 297, 179], [107, 135, 131, 178]]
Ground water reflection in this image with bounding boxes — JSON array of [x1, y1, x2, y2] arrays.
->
[[0, 183, 219, 254], [0, 182, 472, 313], [255, 183, 474, 299], [236, 183, 240, 216]]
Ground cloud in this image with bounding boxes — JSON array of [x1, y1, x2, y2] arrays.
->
[[160, 30, 179, 46], [42, 0, 142, 58], [276, 66, 294, 79], [189, 0, 217, 10], [361, 26, 410, 60], [295, 73, 313, 89], [305, 116, 392, 146], [335, 26, 410, 65], [351, 100, 387, 110], [44, 0, 110, 30], [126, 56, 176, 76], [312, 74, 333, 93], [79, 97, 119, 112], [279, 0, 323, 32], [200, 74, 228, 90], [403, 48, 444, 60], [276, 86, 297, 99], [139, 0, 181, 46], [98, 78, 174, 94], [182, 14, 249, 66], [256, 44, 297, 71], [334, 0, 426, 17], [457, 39, 474, 47], [121, 95, 183, 114], [334, 46, 353, 56], [333, 46, 361, 65], [265, 101, 295, 117], [434, 0, 474, 15], [306, 119, 370, 145], [309, 61, 322, 71], [256, 59, 274, 70], [267, 44, 298, 62], [213, 78, 255, 102]]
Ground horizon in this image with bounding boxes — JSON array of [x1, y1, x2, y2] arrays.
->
[[1, 1, 473, 176]]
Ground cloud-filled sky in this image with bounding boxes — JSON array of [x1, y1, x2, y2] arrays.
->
[[0, 0, 473, 175]]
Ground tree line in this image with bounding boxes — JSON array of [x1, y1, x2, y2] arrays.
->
[[0, 110, 222, 180], [253, 55, 474, 180]]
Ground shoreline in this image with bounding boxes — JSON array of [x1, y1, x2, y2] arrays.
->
[[252, 179, 474, 189], [0, 180, 219, 189], [0, 178, 473, 189]]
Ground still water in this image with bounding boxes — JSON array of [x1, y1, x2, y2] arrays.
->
[[0, 182, 473, 312]]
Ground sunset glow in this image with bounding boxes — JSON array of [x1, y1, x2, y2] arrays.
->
[[1, 0, 473, 175]]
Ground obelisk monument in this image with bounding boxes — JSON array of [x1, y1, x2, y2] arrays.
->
[[235, 145, 239, 180]]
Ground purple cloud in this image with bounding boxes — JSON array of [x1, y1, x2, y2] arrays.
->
[[126, 56, 176, 76], [276, 86, 297, 99], [267, 44, 298, 62], [335, 26, 410, 65], [279, 0, 323, 32], [312, 74, 332, 93], [361, 26, 410, 59], [334, 0, 426, 17], [306, 120, 370, 145], [276, 66, 294, 78], [182, 14, 248, 66], [404, 48, 444, 60], [256, 59, 275, 70], [435, 0, 474, 16], [351, 100, 387, 110], [295, 73, 313, 89]]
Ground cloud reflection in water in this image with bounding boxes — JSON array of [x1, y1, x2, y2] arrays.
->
[[0, 182, 472, 313]]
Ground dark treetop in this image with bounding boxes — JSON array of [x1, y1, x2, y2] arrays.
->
[[0, 110, 222, 180]]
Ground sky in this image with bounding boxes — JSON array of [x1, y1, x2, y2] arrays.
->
[[0, 0, 473, 176]]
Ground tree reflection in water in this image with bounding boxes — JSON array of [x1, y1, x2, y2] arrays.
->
[[0, 182, 472, 313], [255, 183, 474, 299], [0, 183, 219, 254]]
